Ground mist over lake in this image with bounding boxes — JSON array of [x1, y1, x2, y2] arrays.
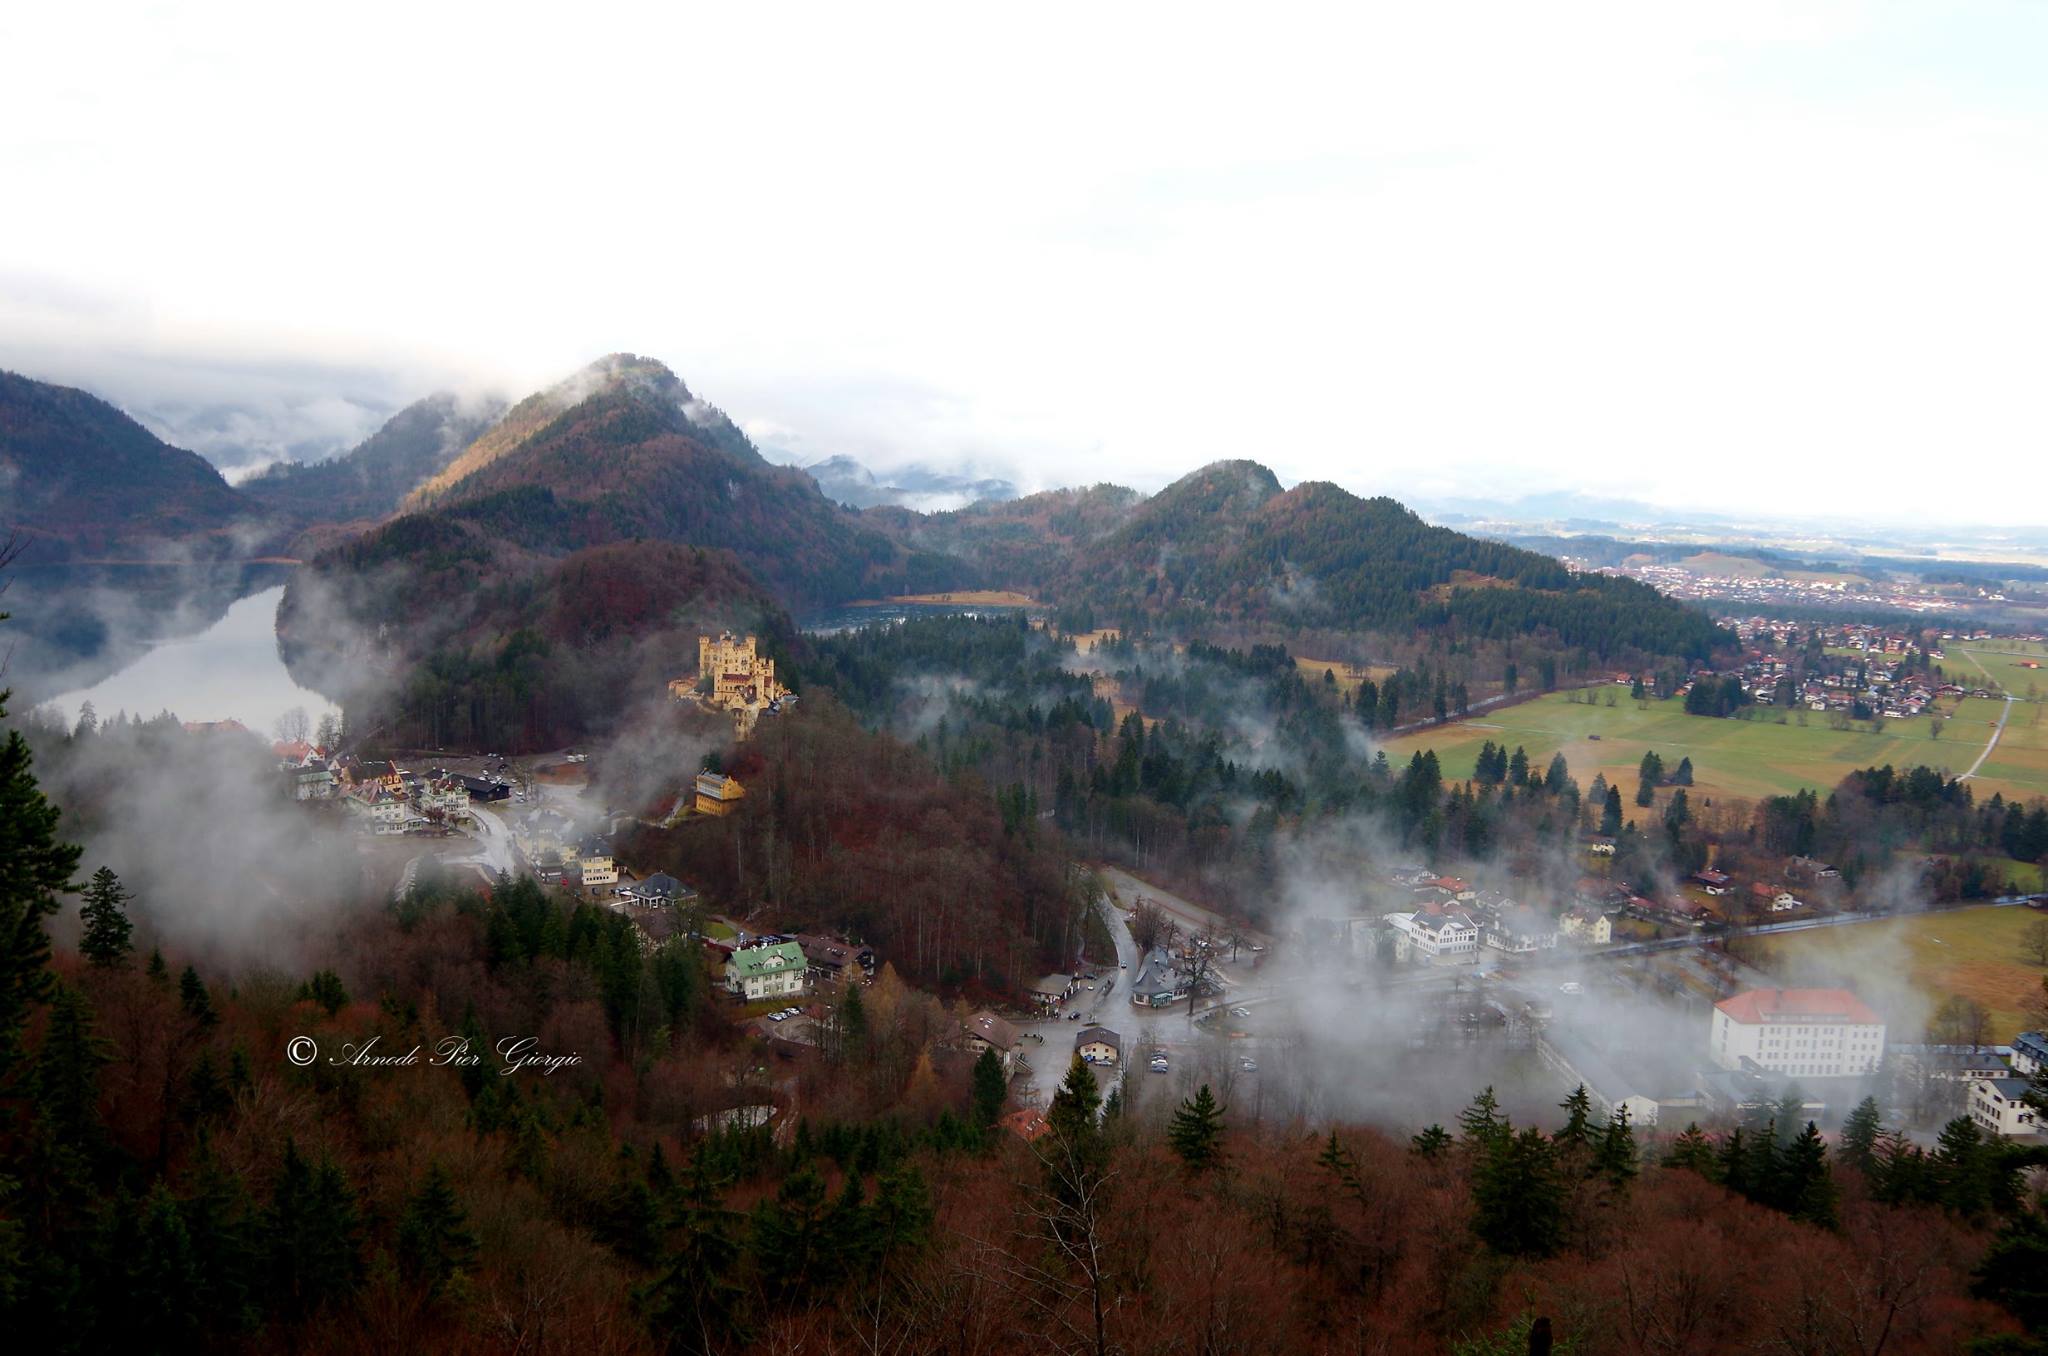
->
[[41, 584, 337, 736]]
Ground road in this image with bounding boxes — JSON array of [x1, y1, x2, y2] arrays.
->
[[1961, 696, 2016, 780], [443, 802, 517, 877], [1956, 647, 2017, 782], [1012, 875, 1267, 1109]]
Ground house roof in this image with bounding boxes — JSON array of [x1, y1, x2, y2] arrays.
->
[[1028, 974, 1073, 997], [1075, 1026, 1121, 1050], [639, 873, 681, 898], [729, 941, 806, 977], [999, 1107, 1050, 1142], [2014, 1031, 2048, 1062], [1716, 988, 1884, 1027], [966, 1010, 1022, 1051]]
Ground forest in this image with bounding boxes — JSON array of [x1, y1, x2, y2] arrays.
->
[[11, 580, 2048, 1351]]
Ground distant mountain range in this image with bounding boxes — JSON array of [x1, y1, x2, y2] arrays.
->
[[5, 353, 1737, 746]]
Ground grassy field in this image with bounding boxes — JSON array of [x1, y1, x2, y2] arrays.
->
[[1378, 688, 1992, 815], [1752, 905, 2048, 1041]]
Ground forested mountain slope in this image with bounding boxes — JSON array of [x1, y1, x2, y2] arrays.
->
[[241, 390, 504, 523], [0, 369, 259, 560]]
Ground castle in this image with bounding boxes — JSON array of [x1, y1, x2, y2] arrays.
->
[[671, 632, 790, 738]]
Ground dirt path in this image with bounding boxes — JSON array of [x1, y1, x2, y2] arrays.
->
[[1957, 648, 2017, 781]]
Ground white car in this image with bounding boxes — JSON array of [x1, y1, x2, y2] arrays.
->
[[1559, 982, 1584, 995], [1238, 1057, 1258, 1072], [1230, 1005, 1252, 1018], [1149, 1059, 1169, 1073]]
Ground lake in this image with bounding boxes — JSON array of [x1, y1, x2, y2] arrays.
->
[[799, 600, 1041, 635], [40, 585, 338, 737]]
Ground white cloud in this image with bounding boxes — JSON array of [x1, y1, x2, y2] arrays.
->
[[2, 2, 2045, 521]]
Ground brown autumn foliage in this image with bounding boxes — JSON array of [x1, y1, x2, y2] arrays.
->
[[625, 696, 1089, 994]]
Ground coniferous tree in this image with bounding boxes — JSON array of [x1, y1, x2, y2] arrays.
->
[[0, 682, 81, 1078], [1594, 1106, 1638, 1187], [1973, 1211, 2048, 1333], [970, 1045, 1007, 1130], [1554, 1084, 1594, 1153], [125, 1181, 204, 1349], [1458, 1086, 1507, 1149], [1716, 1127, 1750, 1197], [267, 1140, 364, 1317], [146, 946, 168, 983], [1600, 787, 1624, 836], [1410, 1124, 1452, 1159], [1471, 1128, 1563, 1258], [77, 866, 133, 968], [1167, 1084, 1226, 1174], [298, 969, 349, 1016], [1839, 1097, 1882, 1173], [179, 966, 217, 1029], [398, 1163, 478, 1298], [1663, 1123, 1714, 1175], [1780, 1121, 1837, 1228], [644, 1151, 745, 1355]]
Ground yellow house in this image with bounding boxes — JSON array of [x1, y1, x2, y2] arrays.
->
[[1558, 906, 1613, 945], [694, 772, 746, 817]]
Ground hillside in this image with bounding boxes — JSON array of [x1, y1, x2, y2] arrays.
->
[[863, 481, 1144, 595], [0, 369, 260, 560], [240, 390, 504, 524], [283, 534, 792, 750], [898, 459, 1729, 659]]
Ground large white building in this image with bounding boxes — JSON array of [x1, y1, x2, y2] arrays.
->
[[1709, 988, 1886, 1079], [1386, 905, 1479, 965]]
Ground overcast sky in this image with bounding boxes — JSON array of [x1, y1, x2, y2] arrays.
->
[[3, 3, 2045, 521]]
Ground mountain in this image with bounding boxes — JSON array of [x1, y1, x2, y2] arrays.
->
[[240, 391, 504, 524], [802, 454, 1016, 510], [0, 369, 260, 561], [1062, 463, 1727, 657], [363, 353, 930, 609]]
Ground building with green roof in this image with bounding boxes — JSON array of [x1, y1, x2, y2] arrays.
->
[[726, 940, 809, 1002]]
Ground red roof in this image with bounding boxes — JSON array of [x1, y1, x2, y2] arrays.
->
[[999, 1108, 1050, 1142], [1716, 988, 1883, 1026]]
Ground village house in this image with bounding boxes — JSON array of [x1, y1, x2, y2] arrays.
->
[[1481, 904, 1557, 956], [1557, 906, 1612, 945], [1028, 973, 1077, 1012], [343, 759, 404, 799], [2009, 1031, 2048, 1078], [964, 1010, 1024, 1075], [998, 1107, 1050, 1143], [576, 836, 617, 888], [725, 941, 809, 1002], [1075, 1025, 1122, 1067], [1971, 1077, 2041, 1140], [1129, 954, 1181, 1008], [1710, 988, 1886, 1079], [794, 935, 877, 985], [417, 778, 472, 824], [694, 772, 746, 817], [630, 873, 688, 906]]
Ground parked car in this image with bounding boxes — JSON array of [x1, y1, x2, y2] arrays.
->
[[1230, 1005, 1251, 1018], [1149, 1058, 1169, 1073], [1238, 1057, 1258, 1072], [1559, 982, 1584, 995]]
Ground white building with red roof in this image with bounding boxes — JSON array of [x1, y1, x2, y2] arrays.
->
[[1710, 988, 1886, 1078]]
